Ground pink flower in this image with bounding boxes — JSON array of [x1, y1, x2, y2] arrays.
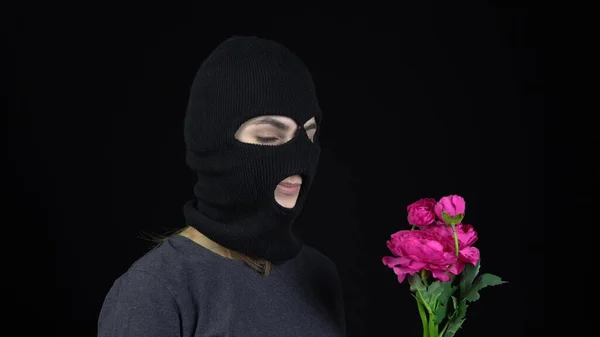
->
[[382, 229, 457, 283], [381, 224, 480, 283], [424, 223, 480, 268], [407, 198, 437, 227], [434, 195, 466, 223]]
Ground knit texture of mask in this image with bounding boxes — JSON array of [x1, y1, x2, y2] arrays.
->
[[182, 36, 322, 263]]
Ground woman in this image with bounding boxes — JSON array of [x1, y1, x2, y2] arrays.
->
[[97, 36, 346, 337]]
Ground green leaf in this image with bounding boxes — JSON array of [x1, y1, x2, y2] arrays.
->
[[459, 260, 480, 298], [451, 296, 458, 310], [433, 306, 446, 325], [441, 211, 464, 226], [430, 281, 457, 325], [446, 296, 459, 320], [443, 318, 465, 337], [441, 212, 452, 225], [456, 300, 468, 320], [423, 281, 444, 304], [437, 281, 456, 311], [463, 273, 507, 302], [443, 299, 468, 337], [408, 273, 427, 294]]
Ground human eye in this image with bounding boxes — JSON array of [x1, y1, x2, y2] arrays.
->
[[302, 127, 315, 143], [255, 136, 280, 144], [252, 125, 287, 144]]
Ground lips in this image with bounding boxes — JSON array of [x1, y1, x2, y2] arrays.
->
[[278, 182, 300, 187], [277, 182, 301, 195]]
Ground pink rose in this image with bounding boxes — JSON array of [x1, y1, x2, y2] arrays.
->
[[424, 223, 480, 268], [434, 195, 466, 224], [407, 198, 436, 227], [382, 229, 458, 283]]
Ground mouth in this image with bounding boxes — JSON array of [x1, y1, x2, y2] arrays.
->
[[276, 182, 302, 195]]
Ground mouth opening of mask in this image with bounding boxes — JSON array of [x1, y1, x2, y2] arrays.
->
[[272, 174, 308, 212]]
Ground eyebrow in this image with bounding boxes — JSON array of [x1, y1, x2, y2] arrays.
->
[[252, 117, 318, 131], [251, 117, 291, 131]]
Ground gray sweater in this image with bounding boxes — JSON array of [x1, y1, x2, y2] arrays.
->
[[97, 235, 346, 337]]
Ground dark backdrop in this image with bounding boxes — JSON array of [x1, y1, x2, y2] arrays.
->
[[5, 4, 546, 337]]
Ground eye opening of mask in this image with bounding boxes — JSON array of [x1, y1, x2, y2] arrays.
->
[[234, 115, 317, 146]]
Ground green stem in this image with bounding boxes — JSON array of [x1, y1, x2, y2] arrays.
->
[[440, 320, 450, 337], [450, 224, 459, 257], [417, 290, 433, 315], [428, 315, 438, 337], [421, 270, 429, 286], [416, 297, 429, 337]]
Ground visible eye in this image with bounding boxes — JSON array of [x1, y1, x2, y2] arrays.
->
[[256, 136, 280, 144], [305, 124, 317, 142]]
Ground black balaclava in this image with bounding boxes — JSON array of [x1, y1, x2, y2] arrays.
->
[[182, 36, 322, 263]]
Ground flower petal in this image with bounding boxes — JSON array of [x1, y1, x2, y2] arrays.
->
[[382, 256, 404, 268], [431, 270, 451, 282], [459, 247, 480, 265]]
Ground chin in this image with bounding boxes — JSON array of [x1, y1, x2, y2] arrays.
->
[[274, 196, 299, 209]]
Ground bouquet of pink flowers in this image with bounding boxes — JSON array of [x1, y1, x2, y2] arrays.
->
[[382, 195, 506, 337]]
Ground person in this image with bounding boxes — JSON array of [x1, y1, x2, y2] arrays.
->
[[97, 36, 346, 337]]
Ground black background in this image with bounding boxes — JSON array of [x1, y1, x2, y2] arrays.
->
[[6, 4, 547, 337]]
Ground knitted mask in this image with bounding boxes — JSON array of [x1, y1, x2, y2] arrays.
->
[[182, 36, 322, 262]]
